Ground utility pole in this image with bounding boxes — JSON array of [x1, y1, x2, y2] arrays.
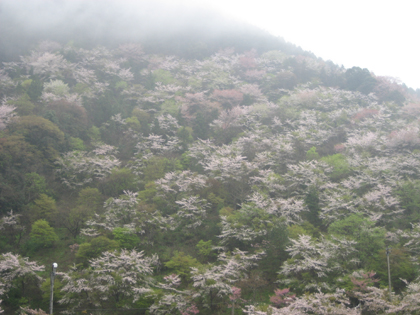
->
[[50, 262, 58, 315], [386, 247, 392, 301]]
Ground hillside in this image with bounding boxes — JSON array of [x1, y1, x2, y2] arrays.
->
[[1, 3, 420, 315]]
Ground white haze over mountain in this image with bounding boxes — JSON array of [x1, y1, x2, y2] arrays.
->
[[1, 0, 418, 90], [197, 0, 420, 90]]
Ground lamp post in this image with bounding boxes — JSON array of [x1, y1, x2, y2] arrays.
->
[[50, 262, 57, 315], [386, 247, 392, 301]]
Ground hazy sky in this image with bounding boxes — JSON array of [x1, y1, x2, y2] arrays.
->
[[2, 0, 417, 89], [190, 0, 419, 89]]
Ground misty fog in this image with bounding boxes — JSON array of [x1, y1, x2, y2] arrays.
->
[[0, 0, 308, 61]]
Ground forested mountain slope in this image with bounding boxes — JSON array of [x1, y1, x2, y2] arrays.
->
[[1, 21, 420, 315]]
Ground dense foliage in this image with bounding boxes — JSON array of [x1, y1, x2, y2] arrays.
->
[[1, 34, 420, 314]]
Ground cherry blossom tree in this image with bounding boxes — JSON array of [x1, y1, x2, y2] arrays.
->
[[72, 66, 97, 87], [211, 89, 244, 109], [183, 57, 238, 91], [115, 43, 145, 64], [58, 249, 158, 312], [320, 172, 403, 225], [190, 249, 262, 312], [211, 106, 248, 131], [279, 235, 358, 293], [83, 190, 140, 236], [373, 76, 407, 104], [218, 193, 294, 248], [41, 79, 83, 107], [350, 285, 391, 314], [0, 70, 16, 97], [0, 253, 44, 312], [281, 161, 333, 198], [244, 289, 360, 315], [18, 307, 48, 315], [270, 288, 296, 308], [397, 222, 420, 257], [229, 286, 245, 315], [387, 126, 420, 149], [177, 92, 221, 123], [0, 210, 24, 248], [149, 293, 191, 315], [155, 171, 208, 198], [0, 102, 16, 130], [20, 51, 71, 80], [239, 84, 267, 103], [390, 280, 420, 314], [82, 190, 177, 247], [34, 40, 62, 53], [218, 206, 274, 245], [401, 102, 420, 118], [55, 145, 121, 189], [174, 196, 209, 229], [134, 133, 181, 157], [188, 140, 259, 205], [148, 272, 197, 315], [238, 50, 258, 69]]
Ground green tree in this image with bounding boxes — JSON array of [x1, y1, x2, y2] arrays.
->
[[57, 187, 102, 236], [23, 173, 47, 204], [7, 94, 35, 116], [44, 99, 88, 138], [112, 227, 140, 250], [28, 194, 57, 223], [196, 240, 216, 262], [0, 135, 44, 174], [306, 146, 319, 160], [303, 187, 323, 229], [320, 153, 350, 181], [192, 111, 217, 140], [87, 125, 101, 142], [60, 206, 92, 239], [125, 116, 141, 131], [58, 187, 102, 239], [328, 214, 386, 269], [143, 157, 182, 183], [288, 223, 314, 239], [0, 137, 45, 212], [152, 69, 176, 85], [161, 99, 180, 117], [8, 116, 65, 162], [344, 67, 377, 94], [67, 137, 85, 150], [29, 219, 58, 248], [40, 277, 63, 312], [177, 126, 194, 150], [370, 247, 417, 293], [164, 251, 201, 284], [131, 108, 151, 134], [395, 180, 420, 228], [98, 167, 137, 197], [258, 224, 289, 279], [77, 187, 103, 211], [26, 77, 43, 102], [76, 236, 119, 266]]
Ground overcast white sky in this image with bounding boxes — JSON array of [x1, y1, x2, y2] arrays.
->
[[4, 0, 417, 89], [188, 0, 419, 90]]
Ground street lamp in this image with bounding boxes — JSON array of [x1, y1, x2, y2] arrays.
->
[[50, 263, 58, 315], [386, 247, 392, 301]]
